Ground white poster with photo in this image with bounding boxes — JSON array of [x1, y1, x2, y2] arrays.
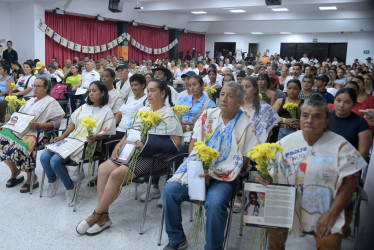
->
[[60, 37, 68, 47], [168, 44, 172, 50], [243, 182, 296, 229], [95, 46, 101, 53], [67, 41, 75, 50], [121, 33, 127, 41], [136, 42, 140, 49], [144, 47, 148, 53], [2, 112, 35, 137], [74, 43, 81, 52], [46, 138, 85, 159], [148, 48, 153, 54], [88, 46, 95, 54], [154, 49, 158, 55], [117, 35, 123, 44], [101, 44, 107, 52], [126, 33, 131, 40], [82, 46, 88, 53], [158, 48, 162, 54], [53, 33, 61, 43], [131, 38, 136, 46], [38, 20, 47, 32], [161, 47, 166, 53], [107, 42, 113, 50], [111, 39, 118, 47], [45, 26, 54, 38], [140, 45, 144, 51]]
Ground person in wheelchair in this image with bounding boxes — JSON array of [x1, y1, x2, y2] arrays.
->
[[76, 78, 183, 236], [163, 82, 260, 250]]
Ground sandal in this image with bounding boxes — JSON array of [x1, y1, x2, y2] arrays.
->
[[20, 182, 39, 193], [76, 210, 108, 235], [6, 176, 24, 188]]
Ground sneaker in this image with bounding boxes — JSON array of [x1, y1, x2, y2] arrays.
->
[[66, 186, 77, 207], [71, 167, 85, 182], [163, 239, 188, 250], [157, 191, 163, 208], [139, 186, 161, 202], [47, 178, 60, 198]]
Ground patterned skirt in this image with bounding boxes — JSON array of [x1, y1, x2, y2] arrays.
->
[[0, 139, 37, 172]]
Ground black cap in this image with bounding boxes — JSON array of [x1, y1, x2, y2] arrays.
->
[[237, 70, 246, 78], [181, 71, 197, 79], [152, 67, 173, 81], [315, 74, 329, 82], [366, 57, 372, 60], [115, 64, 128, 71]]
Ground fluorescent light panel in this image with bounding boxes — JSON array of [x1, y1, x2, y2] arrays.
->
[[319, 6, 337, 10], [224, 32, 236, 35], [229, 10, 246, 13], [251, 32, 263, 34], [272, 8, 288, 11], [191, 11, 207, 14], [280, 32, 292, 34]]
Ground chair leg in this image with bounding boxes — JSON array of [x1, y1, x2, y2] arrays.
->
[[29, 171, 35, 194], [223, 196, 235, 249], [135, 183, 139, 200], [240, 192, 245, 236], [73, 162, 84, 212], [139, 175, 153, 235], [157, 206, 165, 246], [190, 202, 193, 222], [40, 169, 46, 197]]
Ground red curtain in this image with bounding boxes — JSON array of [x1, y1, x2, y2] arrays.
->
[[128, 24, 169, 62], [45, 12, 118, 67], [178, 32, 205, 58]]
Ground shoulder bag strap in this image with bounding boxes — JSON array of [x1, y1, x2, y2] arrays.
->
[[191, 99, 211, 124]]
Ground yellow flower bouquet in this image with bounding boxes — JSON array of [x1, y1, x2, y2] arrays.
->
[[172, 105, 190, 121], [5, 96, 26, 115], [191, 133, 220, 245], [120, 110, 163, 193], [9, 82, 17, 95], [247, 143, 284, 180], [204, 85, 217, 100], [81, 117, 98, 185], [283, 103, 299, 119], [259, 93, 263, 100]]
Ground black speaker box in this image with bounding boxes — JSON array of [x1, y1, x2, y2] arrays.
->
[[108, 0, 123, 13], [265, 0, 282, 6]]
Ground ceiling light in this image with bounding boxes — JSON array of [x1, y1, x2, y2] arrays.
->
[[134, 6, 144, 10], [272, 8, 288, 11], [251, 32, 263, 35], [191, 11, 207, 14], [223, 8, 234, 10], [224, 32, 236, 35], [280, 32, 292, 34], [53, 8, 65, 15], [95, 15, 105, 21], [319, 6, 337, 10], [229, 10, 246, 13]]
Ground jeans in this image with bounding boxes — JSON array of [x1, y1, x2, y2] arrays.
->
[[163, 180, 234, 250], [40, 149, 74, 190], [70, 91, 89, 112], [277, 128, 296, 141]]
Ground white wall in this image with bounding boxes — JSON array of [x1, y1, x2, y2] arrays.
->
[[0, 2, 11, 55], [205, 32, 374, 65]]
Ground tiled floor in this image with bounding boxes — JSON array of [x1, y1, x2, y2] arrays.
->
[[0, 155, 355, 249]]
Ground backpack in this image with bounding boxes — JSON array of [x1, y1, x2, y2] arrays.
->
[[51, 83, 68, 100]]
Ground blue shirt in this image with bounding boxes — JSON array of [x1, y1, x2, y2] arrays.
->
[[314, 89, 334, 104], [179, 94, 216, 123]]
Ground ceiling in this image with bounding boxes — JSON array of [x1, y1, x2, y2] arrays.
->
[[1, 0, 373, 35]]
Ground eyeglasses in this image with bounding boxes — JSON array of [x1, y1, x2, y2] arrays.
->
[[33, 85, 45, 89]]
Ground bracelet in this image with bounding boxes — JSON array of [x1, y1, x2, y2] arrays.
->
[[283, 118, 286, 124]]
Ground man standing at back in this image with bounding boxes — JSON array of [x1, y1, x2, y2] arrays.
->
[[300, 53, 310, 65], [63, 59, 72, 76], [2, 41, 18, 65]]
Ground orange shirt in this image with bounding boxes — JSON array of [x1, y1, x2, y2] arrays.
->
[[262, 56, 269, 65]]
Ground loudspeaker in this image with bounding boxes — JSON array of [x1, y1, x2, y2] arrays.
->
[[108, 0, 123, 13], [265, 0, 282, 6]]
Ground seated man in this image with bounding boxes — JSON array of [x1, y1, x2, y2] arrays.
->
[[163, 81, 260, 250]]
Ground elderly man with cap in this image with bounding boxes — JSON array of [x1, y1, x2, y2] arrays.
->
[[129, 60, 140, 75], [314, 73, 334, 104], [115, 64, 133, 102], [151, 66, 179, 106], [178, 71, 196, 99], [34, 61, 51, 81], [364, 57, 373, 72]]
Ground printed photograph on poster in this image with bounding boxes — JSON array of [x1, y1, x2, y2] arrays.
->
[[148, 48, 152, 54], [121, 33, 127, 41], [82, 46, 88, 53], [74, 43, 81, 52], [68, 41, 75, 50], [168, 44, 172, 50], [107, 42, 113, 49], [243, 182, 296, 229], [158, 48, 162, 54], [140, 45, 144, 51], [101, 44, 107, 52], [136, 42, 140, 49], [112, 39, 118, 47], [53, 33, 61, 43], [45, 27, 54, 37], [38, 20, 47, 32], [126, 33, 131, 40], [154, 49, 158, 55], [60, 37, 68, 47], [88, 46, 94, 54], [144, 47, 148, 53], [2, 112, 35, 136], [131, 38, 136, 46], [95, 46, 101, 53], [117, 36, 123, 44], [161, 47, 166, 53]]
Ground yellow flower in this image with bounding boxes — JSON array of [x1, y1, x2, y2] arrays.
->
[[194, 140, 220, 169], [81, 117, 98, 128], [205, 85, 217, 95], [138, 110, 163, 127], [283, 103, 299, 119], [259, 93, 263, 99], [10, 83, 17, 88], [172, 105, 190, 116]]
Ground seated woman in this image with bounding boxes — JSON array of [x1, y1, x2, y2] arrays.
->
[[0, 61, 15, 123], [76, 79, 183, 235], [40, 81, 116, 206], [0, 77, 64, 192], [273, 79, 304, 140], [205, 69, 221, 103], [256, 94, 366, 250], [10, 61, 24, 83], [65, 64, 82, 92], [257, 73, 276, 106], [13, 61, 36, 99], [101, 68, 124, 115]]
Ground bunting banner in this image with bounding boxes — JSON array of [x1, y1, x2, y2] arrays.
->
[[37, 20, 178, 55]]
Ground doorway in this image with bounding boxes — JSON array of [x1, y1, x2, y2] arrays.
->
[[214, 42, 236, 60], [248, 43, 259, 56]]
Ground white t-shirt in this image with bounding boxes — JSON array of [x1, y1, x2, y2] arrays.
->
[[300, 57, 310, 64], [16, 75, 36, 97], [178, 90, 190, 100], [49, 70, 64, 83], [175, 68, 188, 80], [203, 74, 224, 84], [221, 64, 233, 72], [81, 70, 100, 89], [117, 95, 147, 132], [283, 75, 304, 92], [188, 68, 199, 75], [327, 87, 338, 96]]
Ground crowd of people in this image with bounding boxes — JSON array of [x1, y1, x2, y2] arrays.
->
[[0, 41, 373, 249]]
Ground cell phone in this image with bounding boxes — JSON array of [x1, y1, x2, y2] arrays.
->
[[359, 110, 374, 118]]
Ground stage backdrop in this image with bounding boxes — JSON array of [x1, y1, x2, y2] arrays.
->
[[45, 12, 118, 66], [178, 32, 205, 59]]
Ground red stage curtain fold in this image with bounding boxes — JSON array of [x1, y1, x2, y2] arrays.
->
[[128, 24, 169, 62], [178, 32, 205, 59], [45, 12, 118, 67]]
